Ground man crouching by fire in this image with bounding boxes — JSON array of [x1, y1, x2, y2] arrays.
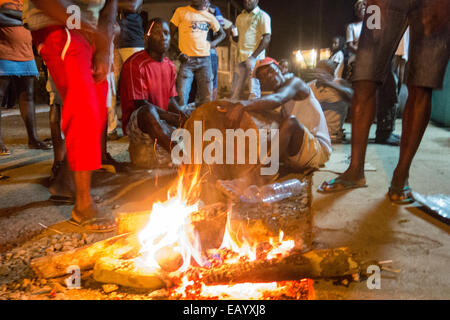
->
[[120, 18, 190, 169], [218, 58, 332, 198]]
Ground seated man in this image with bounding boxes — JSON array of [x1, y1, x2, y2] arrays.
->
[[120, 18, 188, 168], [219, 58, 332, 197], [226, 58, 332, 169], [310, 60, 353, 143]]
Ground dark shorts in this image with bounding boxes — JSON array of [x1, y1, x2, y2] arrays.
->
[[353, 0, 450, 89]]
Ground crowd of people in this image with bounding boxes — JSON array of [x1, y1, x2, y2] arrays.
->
[[0, 0, 448, 232]]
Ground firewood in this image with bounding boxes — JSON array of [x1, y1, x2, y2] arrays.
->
[[199, 247, 363, 284], [30, 233, 139, 279], [93, 257, 167, 291]]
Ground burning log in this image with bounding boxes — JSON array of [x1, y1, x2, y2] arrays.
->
[[93, 257, 167, 291], [117, 203, 228, 252], [30, 233, 139, 279], [199, 247, 363, 285]]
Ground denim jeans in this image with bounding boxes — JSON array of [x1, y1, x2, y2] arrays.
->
[[177, 56, 213, 106], [230, 61, 261, 100]]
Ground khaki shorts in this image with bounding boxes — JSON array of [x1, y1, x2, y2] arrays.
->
[[288, 127, 330, 169], [127, 107, 171, 169]]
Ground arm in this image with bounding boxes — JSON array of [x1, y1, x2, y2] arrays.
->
[[169, 22, 188, 62], [118, 0, 142, 12], [244, 77, 309, 112], [210, 26, 226, 49], [30, 0, 96, 32], [318, 79, 353, 102], [134, 100, 183, 126], [224, 77, 310, 127], [92, 0, 118, 82], [250, 33, 271, 60]]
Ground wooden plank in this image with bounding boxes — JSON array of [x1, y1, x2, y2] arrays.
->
[[30, 233, 139, 279], [199, 247, 363, 284]]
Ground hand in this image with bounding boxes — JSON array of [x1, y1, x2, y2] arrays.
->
[[92, 50, 110, 83], [223, 103, 246, 128], [179, 53, 189, 64]]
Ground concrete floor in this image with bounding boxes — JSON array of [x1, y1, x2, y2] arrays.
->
[[0, 106, 449, 299]]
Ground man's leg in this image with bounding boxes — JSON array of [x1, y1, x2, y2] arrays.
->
[[177, 60, 195, 106], [211, 52, 219, 100], [137, 105, 174, 152], [375, 67, 400, 145], [248, 76, 261, 100], [195, 57, 213, 105], [319, 80, 377, 192], [16, 76, 51, 150], [230, 62, 248, 100], [391, 86, 432, 189], [0, 77, 11, 155], [279, 116, 304, 160]]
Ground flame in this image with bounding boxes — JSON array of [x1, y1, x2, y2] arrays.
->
[[219, 212, 295, 264], [137, 167, 205, 272]]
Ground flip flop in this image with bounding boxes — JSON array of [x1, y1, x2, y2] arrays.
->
[[0, 149, 11, 156], [317, 177, 368, 193], [388, 185, 415, 205], [49, 195, 103, 204], [67, 215, 116, 233], [28, 141, 52, 150], [49, 195, 75, 204]]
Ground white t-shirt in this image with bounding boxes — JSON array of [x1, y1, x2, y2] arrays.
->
[[282, 91, 332, 155], [329, 50, 344, 78], [346, 21, 363, 44], [395, 28, 410, 61], [171, 5, 220, 57]]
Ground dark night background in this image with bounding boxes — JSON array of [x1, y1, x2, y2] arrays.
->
[[257, 0, 358, 60]]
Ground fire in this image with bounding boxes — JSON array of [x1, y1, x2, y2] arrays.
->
[[219, 213, 295, 264], [136, 166, 311, 300], [137, 168, 205, 272]]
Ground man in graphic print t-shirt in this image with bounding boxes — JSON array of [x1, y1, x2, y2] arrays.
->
[[170, 0, 225, 106]]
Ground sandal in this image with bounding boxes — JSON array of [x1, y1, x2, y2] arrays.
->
[[28, 140, 52, 150], [67, 216, 116, 233], [388, 185, 415, 205], [317, 177, 368, 193], [0, 173, 9, 180]]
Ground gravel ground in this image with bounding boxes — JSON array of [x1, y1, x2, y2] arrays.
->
[[0, 231, 173, 300]]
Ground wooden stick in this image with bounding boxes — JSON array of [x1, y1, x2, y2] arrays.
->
[[199, 247, 362, 284], [30, 233, 139, 279]]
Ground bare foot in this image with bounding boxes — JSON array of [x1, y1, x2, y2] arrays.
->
[[0, 142, 10, 156]]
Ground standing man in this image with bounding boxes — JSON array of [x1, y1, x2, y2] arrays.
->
[[319, 0, 450, 204], [206, 0, 226, 100], [24, 0, 118, 231], [170, 0, 225, 106], [346, 0, 402, 145], [117, 0, 144, 63], [230, 0, 271, 100]]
